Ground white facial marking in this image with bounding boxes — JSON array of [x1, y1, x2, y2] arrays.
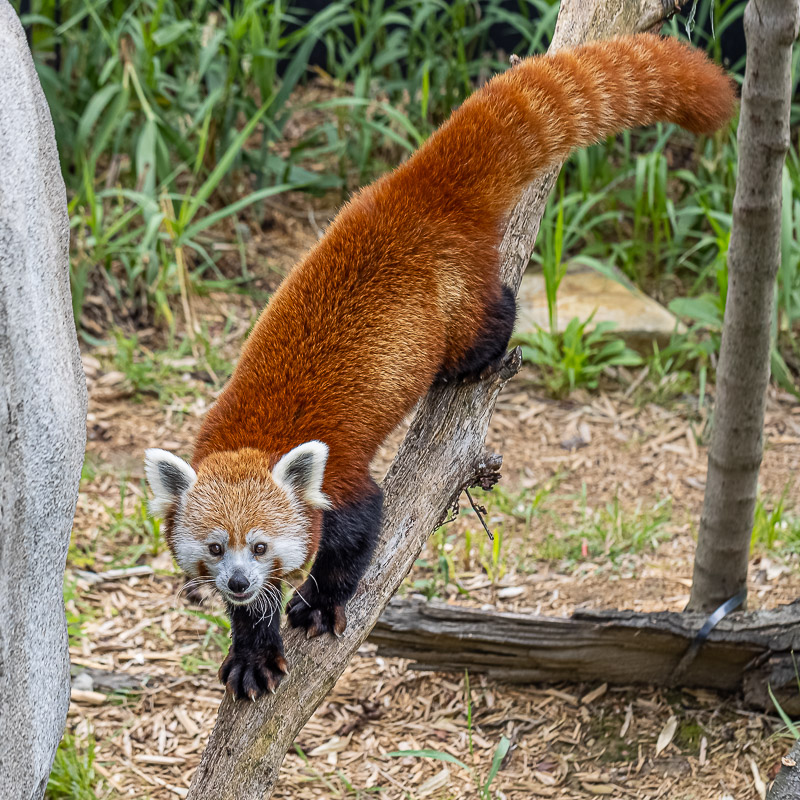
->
[[272, 534, 309, 574], [172, 529, 206, 578], [272, 441, 331, 509]]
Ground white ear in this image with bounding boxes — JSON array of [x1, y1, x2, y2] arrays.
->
[[273, 441, 330, 509], [144, 448, 197, 517]]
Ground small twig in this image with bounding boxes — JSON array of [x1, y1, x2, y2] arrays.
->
[[464, 488, 493, 541]]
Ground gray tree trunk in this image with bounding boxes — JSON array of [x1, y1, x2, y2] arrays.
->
[[688, 0, 800, 612], [0, 3, 88, 798], [186, 2, 689, 797]]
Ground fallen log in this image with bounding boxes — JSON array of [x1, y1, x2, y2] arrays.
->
[[370, 597, 800, 713]]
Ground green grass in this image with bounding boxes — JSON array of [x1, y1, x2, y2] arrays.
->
[[100, 484, 165, 568], [535, 490, 673, 567], [750, 489, 800, 557], [293, 744, 386, 798], [180, 609, 232, 672], [110, 327, 232, 404], [47, 732, 104, 800]]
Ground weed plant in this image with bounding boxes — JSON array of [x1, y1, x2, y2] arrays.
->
[[47, 732, 104, 800], [750, 489, 800, 557], [389, 672, 511, 800]]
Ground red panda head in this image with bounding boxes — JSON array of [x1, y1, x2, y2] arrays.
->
[[143, 442, 329, 608]]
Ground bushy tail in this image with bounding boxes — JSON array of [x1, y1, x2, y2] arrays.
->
[[410, 34, 737, 216]]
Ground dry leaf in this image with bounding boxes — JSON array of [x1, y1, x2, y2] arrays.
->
[[620, 703, 633, 738], [655, 715, 678, 756], [70, 689, 107, 706], [580, 782, 617, 795], [417, 767, 450, 797], [581, 683, 608, 705], [534, 770, 557, 786], [748, 756, 766, 800]]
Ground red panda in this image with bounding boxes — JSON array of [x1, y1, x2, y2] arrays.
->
[[145, 34, 736, 700]]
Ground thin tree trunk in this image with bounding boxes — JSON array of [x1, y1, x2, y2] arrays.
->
[[0, 2, 88, 798], [688, 0, 800, 612], [185, 2, 690, 797]]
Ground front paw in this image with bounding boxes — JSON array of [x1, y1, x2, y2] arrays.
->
[[218, 647, 288, 700], [287, 583, 347, 638]]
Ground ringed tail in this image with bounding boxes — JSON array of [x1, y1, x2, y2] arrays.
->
[[407, 34, 737, 217]]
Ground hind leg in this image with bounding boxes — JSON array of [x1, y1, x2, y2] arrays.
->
[[439, 285, 516, 382]]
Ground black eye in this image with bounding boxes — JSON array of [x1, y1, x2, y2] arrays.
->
[[253, 543, 267, 556], [208, 543, 223, 557]]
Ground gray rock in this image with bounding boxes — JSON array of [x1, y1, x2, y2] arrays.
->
[[516, 265, 683, 353], [0, 3, 87, 799]]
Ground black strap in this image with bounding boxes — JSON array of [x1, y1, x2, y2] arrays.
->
[[671, 588, 748, 683]]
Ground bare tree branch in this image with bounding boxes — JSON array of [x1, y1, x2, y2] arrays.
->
[[186, 2, 690, 797]]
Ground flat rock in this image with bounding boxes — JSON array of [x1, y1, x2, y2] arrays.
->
[[515, 267, 683, 353]]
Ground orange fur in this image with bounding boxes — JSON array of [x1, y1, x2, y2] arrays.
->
[[184, 450, 319, 551], [193, 35, 736, 506]]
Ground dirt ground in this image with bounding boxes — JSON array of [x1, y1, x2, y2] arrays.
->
[[67, 208, 800, 800]]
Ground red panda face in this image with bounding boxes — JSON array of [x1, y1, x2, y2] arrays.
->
[[144, 443, 330, 608]]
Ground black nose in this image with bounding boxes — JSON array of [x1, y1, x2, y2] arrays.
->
[[228, 573, 250, 593]]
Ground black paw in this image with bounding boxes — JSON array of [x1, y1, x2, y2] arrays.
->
[[287, 583, 347, 638], [218, 647, 288, 700]]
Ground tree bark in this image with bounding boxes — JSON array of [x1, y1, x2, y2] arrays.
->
[[186, 2, 690, 797], [767, 739, 800, 800], [371, 598, 800, 714], [688, 0, 800, 612], [0, 2, 88, 798]]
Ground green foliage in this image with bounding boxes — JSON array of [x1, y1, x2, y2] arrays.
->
[[180, 608, 232, 671], [101, 482, 164, 567], [410, 527, 465, 600], [23, 0, 800, 395], [666, 191, 800, 397], [769, 683, 800, 740], [47, 732, 103, 800], [640, 334, 714, 408], [750, 489, 800, 557], [517, 316, 642, 398], [25, 0, 558, 331], [294, 744, 385, 797], [111, 328, 232, 403], [536, 491, 672, 567], [476, 528, 506, 584]]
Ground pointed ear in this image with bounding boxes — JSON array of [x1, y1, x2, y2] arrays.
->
[[273, 441, 331, 509], [144, 448, 197, 517]]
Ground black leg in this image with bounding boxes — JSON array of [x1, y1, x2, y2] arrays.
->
[[219, 599, 287, 700], [287, 479, 383, 638], [439, 285, 516, 382]]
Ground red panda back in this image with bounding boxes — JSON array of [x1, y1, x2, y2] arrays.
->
[[193, 35, 736, 505]]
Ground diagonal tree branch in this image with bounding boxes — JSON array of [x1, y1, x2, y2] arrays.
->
[[186, 2, 689, 797]]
